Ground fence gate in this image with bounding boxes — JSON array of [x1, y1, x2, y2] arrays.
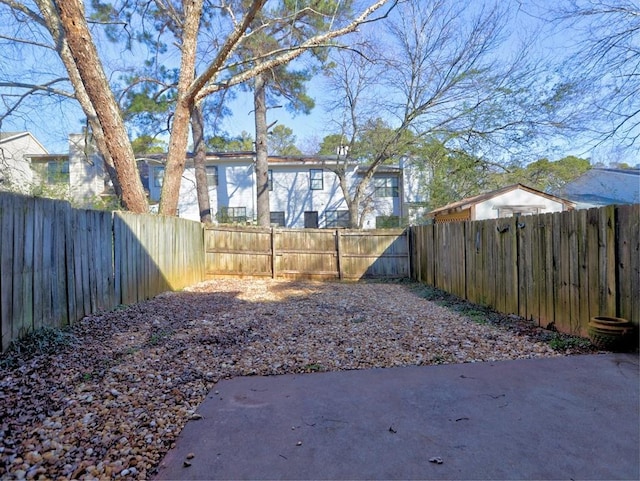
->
[[204, 226, 410, 280]]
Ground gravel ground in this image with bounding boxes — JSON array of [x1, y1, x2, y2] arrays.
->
[[0, 278, 597, 480]]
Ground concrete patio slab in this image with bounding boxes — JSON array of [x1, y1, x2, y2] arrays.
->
[[155, 353, 639, 480]]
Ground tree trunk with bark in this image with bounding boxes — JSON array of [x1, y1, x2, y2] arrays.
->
[[33, 0, 123, 201], [254, 73, 270, 227], [55, 0, 147, 213], [158, 0, 203, 216], [191, 104, 212, 223]]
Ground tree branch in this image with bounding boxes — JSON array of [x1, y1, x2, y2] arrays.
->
[[187, 0, 268, 103], [194, 0, 394, 102]]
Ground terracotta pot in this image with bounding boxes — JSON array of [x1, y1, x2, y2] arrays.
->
[[588, 316, 638, 352], [590, 316, 633, 327]]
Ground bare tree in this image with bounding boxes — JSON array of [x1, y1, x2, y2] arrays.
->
[[551, 0, 640, 148], [324, 0, 576, 228]]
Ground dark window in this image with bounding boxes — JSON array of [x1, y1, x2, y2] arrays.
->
[[304, 211, 318, 228], [310, 169, 323, 190], [47, 160, 70, 184], [376, 215, 400, 229], [374, 177, 399, 197], [268, 169, 273, 191], [270, 211, 285, 226], [206, 166, 218, 187], [218, 206, 247, 224], [153, 167, 164, 187], [326, 209, 350, 228]]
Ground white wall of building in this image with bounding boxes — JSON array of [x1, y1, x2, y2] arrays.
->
[[269, 165, 348, 228], [175, 161, 256, 221], [400, 157, 431, 224], [0, 132, 46, 192], [170, 159, 402, 228], [68, 134, 106, 202], [475, 188, 567, 220], [402, 157, 430, 203]]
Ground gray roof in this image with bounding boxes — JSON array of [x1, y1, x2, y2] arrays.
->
[[555, 168, 640, 208]]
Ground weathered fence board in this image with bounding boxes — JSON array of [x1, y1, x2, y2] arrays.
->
[[1, 195, 13, 351], [576, 210, 589, 333], [1, 192, 205, 352], [616, 204, 640, 324], [12, 196, 29, 342], [204, 226, 409, 280], [412, 204, 639, 336], [541, 213, 555, 327], [600, 206, 617, 316]]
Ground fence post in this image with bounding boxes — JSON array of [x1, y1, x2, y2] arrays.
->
[[271, 227, 277, 279], [336, 229, 343, 280], [412, 227, 418, 281], [599, 205, 616, 316], [406, 229, 412, 280]]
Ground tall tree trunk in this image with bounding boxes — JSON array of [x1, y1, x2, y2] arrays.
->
[[35, 0, 123, 202], [336, 165, 364, 229], [348, 200, 360, 229], [254, 73, 270, 227], [158, 0, 203, 216], [191, 104, 212, 223], [55, 0, 147, 213]]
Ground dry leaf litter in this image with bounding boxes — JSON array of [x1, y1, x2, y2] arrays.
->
[[0, 279, 597, 480]]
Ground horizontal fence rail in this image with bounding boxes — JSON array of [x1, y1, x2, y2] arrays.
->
[[204, 226, 410, 280], [0, 192, 205, 351], [411, 204, 639, 336]]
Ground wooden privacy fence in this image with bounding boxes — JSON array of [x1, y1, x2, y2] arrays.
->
[[0, 192, 205, 351], [204, 226, 410, 280], [411, 204, 640, 336], [3, 189, 637, 350]]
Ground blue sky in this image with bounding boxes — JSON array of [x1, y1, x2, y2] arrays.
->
[[0, 0, 636, 165]]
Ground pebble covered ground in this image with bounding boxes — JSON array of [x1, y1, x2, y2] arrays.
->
[[0, 279, 597, 480]]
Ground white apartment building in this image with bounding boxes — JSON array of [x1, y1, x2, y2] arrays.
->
[[144, 153, 427, 229]]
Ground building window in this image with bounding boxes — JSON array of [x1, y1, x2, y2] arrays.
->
[[376, 215, 400, 228], [326, 209, 350, 228], [270, 211, 285, 226], [47, 160, 70, 184], [153, 167, 164, 187], [206, 166, 218, 187], [310, 169, 323, 190], [497, 206, 540, 218], [268, 169, 273, 191], [218, 206, 247, 224], [304, 211, 318, 228], [374, 177, 399, 197]]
